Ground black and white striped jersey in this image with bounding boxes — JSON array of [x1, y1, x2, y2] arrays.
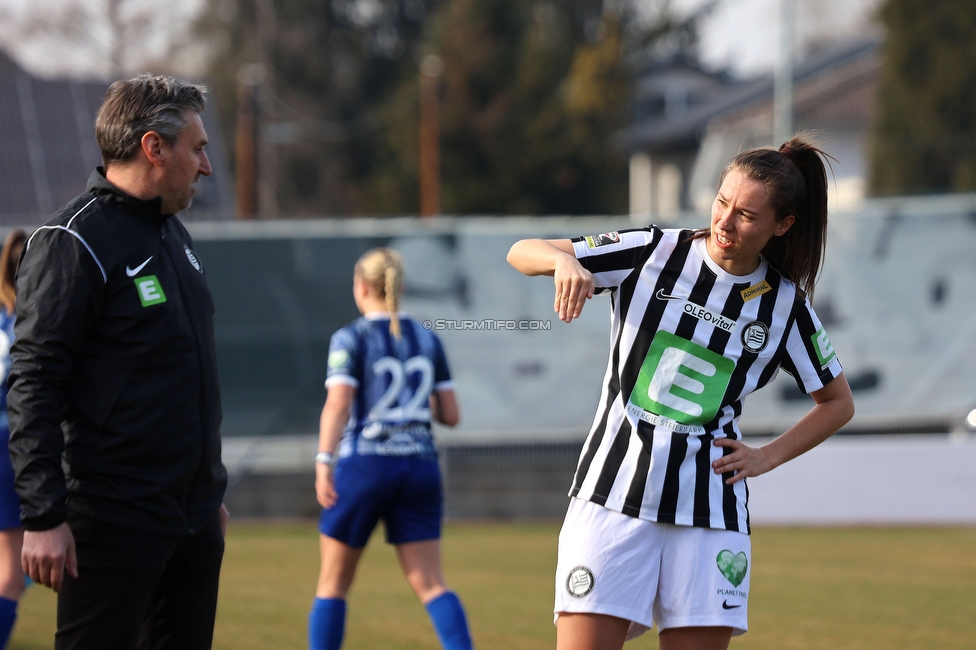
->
[[569, 227, 843, 533]]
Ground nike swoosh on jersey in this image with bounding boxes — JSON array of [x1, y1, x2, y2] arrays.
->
[[722, 600, 742, 610], [655, 288, 685, 301], [125, 256, 153, 277]]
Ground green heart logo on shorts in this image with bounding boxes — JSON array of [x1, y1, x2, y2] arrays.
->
[[716, 550, 748, 587]]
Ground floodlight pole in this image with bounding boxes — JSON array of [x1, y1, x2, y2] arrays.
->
[[773, 0, 795, 146], [419, 55, 443, 218], [235, 64, 264, 219]]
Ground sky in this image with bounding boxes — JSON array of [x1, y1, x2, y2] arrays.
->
[[0, 0, 884, 80], [0, 0, 206, 79], [672, 0, 883, 77]]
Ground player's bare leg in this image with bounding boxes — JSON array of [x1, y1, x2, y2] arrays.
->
[[398, 539, 472, 649], [556, 612, 629, 650], [396, 539, 446, 604], [659, 626, 733, 650], [0, 528, 24, 600], [315, 534, 364, 598]]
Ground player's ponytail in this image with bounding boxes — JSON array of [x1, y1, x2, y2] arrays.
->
[[722, 133, 831, 299], [0, 228, 26, 315], [383, 256, 402, 340], [355, 247, 405, 339]]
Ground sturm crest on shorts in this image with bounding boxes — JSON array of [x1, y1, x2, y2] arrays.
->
[[566, 566, 595, 597]]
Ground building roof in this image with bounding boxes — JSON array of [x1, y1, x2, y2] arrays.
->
[[0, 47, 233, 227], [621, 37, 881, 154]]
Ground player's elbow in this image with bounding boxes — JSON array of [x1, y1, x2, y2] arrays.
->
[[826, 386, 855, 433], [433, 391, 460, 427], [506, 241, 523, 270], [506, 239, 538, 275], [436, 402, 460, 427], [839, 395, 855, 427]]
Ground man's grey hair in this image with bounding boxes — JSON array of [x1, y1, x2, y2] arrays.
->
[[95, 74, 208, 167]]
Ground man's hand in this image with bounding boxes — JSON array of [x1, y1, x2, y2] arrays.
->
[[22, 522, 77, 592], [219, 503, 230, 538]]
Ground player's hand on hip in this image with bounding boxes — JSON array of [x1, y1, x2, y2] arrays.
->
[[711, 438, 773, 485], [316, 464, 338, 509], [22, 522, 78, 592], [552, 255, 594, 323]]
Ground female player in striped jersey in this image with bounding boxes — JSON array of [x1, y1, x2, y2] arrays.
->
[[308, 248, 473, 650], [508, 136, 854, 650]]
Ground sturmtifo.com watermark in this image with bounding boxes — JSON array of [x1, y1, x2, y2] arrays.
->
[[422, 319, 552, 331]]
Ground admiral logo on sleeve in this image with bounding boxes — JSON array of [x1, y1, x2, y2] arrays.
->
[[584, 232, 620, 248]]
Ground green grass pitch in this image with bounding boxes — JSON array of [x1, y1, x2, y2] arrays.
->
[[8, 522, 976, 649]]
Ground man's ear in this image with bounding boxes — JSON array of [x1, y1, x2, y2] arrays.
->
[[141, 131, 166, 167]]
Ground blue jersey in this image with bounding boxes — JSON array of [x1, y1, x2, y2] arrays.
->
[[0, 309, 13, 422], [0, 310, 18, 531], [325, 313, 452, 459]]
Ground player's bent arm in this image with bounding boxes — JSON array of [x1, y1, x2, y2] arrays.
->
[[506, 238, 575, 276], [431, 388, 459, 427], [316, 383, 355, 508], [712, 372, 854, 484], [507, 239, 594, 323]]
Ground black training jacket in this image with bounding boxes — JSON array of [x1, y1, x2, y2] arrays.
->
[[8, 169, 227, 534]]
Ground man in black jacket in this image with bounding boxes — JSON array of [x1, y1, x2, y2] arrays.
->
[[8, 75, 228, 649]]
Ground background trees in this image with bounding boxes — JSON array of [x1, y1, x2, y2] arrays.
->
[[871, 0, 976, 195], [196, 0, 679, 216]]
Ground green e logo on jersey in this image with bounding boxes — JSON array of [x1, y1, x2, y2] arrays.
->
[[629, 331, 734, 425], [134, 275, 167, 307], [811, 327, 836, 367]]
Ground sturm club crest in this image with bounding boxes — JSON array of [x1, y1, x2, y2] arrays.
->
[[184, 245, 203, 273], [740, 320, 769, 353], [566, 566, 595, 597]]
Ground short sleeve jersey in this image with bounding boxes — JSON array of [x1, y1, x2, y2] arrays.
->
[[569, 227, 843, 533], [325, 313, 453, 459]]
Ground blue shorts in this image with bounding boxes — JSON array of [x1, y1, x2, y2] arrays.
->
[[0, 426, 22, 530], [318, 454, 442, 548]]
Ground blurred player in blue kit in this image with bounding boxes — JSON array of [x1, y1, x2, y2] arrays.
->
[[0, 229, 26, 649], [308, 248, 473, 650]]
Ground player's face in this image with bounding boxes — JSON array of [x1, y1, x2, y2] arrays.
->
[[706, 169, 794, 276], [158, 111, 211, 215], [352, 274, 368, 315]]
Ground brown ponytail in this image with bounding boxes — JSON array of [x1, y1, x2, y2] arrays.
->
[[0, 229, 26, 315], [722, 134, 831, 298], [355, 247, 405, 339]]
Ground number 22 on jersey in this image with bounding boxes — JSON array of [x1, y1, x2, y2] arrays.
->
[[368, 355, 434, 423]]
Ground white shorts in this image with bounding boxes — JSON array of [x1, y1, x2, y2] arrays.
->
[[554, 497, 750, 640]]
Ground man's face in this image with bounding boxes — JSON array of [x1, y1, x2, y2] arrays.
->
[[158, 111, 212, 214]]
